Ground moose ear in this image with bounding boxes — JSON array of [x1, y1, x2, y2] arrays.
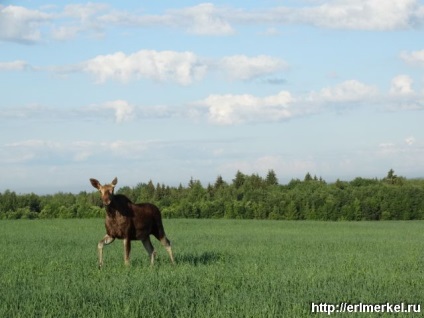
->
[[90, 178, 101, 189], [111, 177, 118, 187]]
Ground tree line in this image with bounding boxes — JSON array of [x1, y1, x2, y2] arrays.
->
[[1, 169, 424, 221]]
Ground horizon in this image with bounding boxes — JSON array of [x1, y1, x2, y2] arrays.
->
[[2, 169, 422, 196]]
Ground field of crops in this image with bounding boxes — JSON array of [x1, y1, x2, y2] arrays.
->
[[0, 219, 423, 317]]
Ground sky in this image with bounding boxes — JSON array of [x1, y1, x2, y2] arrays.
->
[[1, 0, 424, 193]]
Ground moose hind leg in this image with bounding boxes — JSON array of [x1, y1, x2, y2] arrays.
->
[[141, 237, 156, 266], [160, 237, 175, 264], [123, 238, 131, 266], [98, 234, 115, 268]]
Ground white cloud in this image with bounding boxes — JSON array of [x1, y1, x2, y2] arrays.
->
[[405, 136, 416, 146], [71, 140, 150, 162], [5, 140, 60, 151], [294, 0, 419, 30], [81, 50, 286, 84], [199, 91, 294, 125], [219, 55, 287, 80], [324, 79, 375, 102], [0, 104, 52, 119], [1, 139, 151, 164], [400, 50, 424, 66], [309, 78, 424, 113], [0, 5, 51, 43], [52, 3, 109, 40], [103, 100, 135, 123], [385, 75, 423, 111], [260, 27, 280, 36], [108, 140, 149, 158], [139, 105, 175, 118], [1, 100, 136, 124], [81, 100, 179, 123], [3, 75, 419, 128], [373, 138, 424, 178], [95, 9, 164, 27], [314, 80, 378, 103], [195, 80, 384, 125], [390, 75, 414, 95], [2, 140, 61, 164], [0, 60, 29, 71], [62, 3, 109, 21], [3, 1, 424, 44], [70, 141, 93, 162], [378, 142, 396, 150], [83, 50, 208, 85], [51, 26, 81, 40], [168, 3, 234, 35], [377, 137, 422, 157], [162, 1, 424, 33], [98, 3, 234, 36], [230, 0, 424, 31], [384, 98, 424, 111]]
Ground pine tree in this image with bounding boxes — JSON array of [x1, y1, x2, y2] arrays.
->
[[265, 169, 278, 186], [233, 170, 246, 189], [214, 175, 226, 189], [304, 172, 313, 182]]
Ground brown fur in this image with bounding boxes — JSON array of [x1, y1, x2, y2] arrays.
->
[[90, 177, 174, 268]]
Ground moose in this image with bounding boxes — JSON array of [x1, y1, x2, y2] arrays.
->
[[90, 177, 174, 268]]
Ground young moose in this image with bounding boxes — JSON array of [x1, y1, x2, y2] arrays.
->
[[90, 177, 174, 268]]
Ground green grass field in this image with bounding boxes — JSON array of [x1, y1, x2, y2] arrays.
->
[[0, 219, 423, 317]]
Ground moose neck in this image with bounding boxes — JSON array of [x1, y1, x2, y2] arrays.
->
[[105, 194, 131, 215]]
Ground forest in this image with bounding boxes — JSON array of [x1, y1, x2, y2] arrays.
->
[[0, 169, 423, 221]]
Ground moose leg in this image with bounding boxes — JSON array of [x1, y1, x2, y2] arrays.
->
[[141, 237, 156, 266], [160, 237, 175, 264], [98, 234, 115, 268], [123, 238, 131, 266]]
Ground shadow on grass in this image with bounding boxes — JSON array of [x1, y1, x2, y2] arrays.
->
[[176, 251, 224, 266]]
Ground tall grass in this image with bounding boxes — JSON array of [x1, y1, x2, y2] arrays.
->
[[0, 219, 422, 317]]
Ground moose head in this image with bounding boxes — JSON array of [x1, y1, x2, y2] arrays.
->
[[90, 177, 118, 206]]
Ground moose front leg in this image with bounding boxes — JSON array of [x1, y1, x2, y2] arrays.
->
[[98, 234, 115, 268], [123, 238, 131, 266]]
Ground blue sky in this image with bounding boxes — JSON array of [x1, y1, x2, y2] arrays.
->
[[1, 0, 424, 193]]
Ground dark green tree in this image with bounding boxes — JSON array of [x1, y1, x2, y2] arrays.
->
[[265, 169, 278, 186], [304, 172, 313, 182], [214, 175, 226, 189], [232, 170, 246, 189]]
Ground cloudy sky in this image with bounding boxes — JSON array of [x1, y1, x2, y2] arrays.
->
[[1, 0, 424, 193]]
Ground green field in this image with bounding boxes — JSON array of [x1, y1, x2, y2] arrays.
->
[[0, 219, 422, 317]]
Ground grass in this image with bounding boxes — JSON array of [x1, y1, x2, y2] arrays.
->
[[0, 219, 423, 317]]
